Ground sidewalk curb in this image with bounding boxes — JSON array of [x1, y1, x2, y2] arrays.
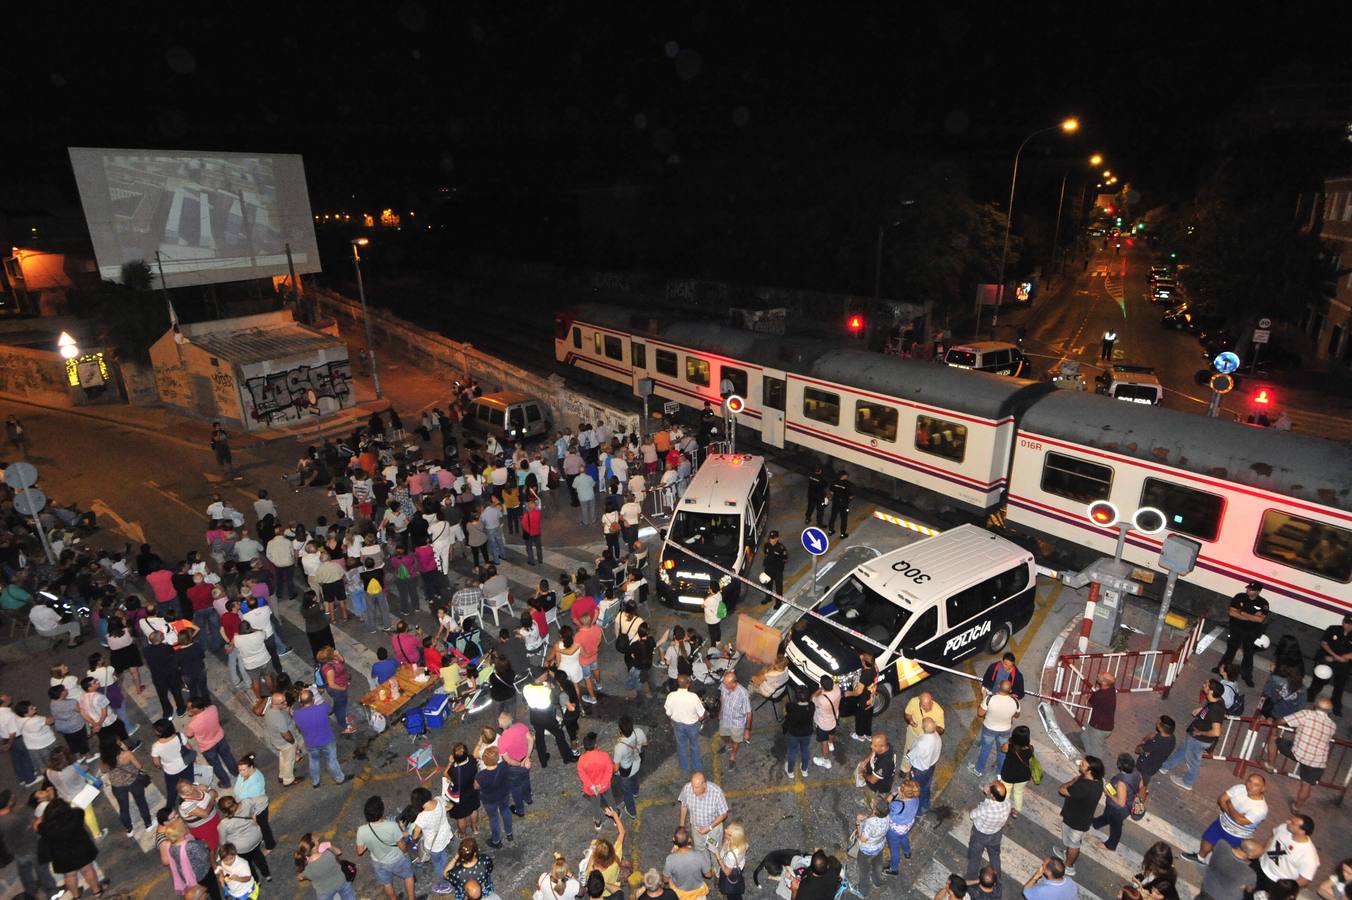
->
[[1037, 613, 1082, 763], [0, 392, 206, 452]]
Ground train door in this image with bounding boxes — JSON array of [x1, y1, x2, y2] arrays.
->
[[630, 340, 649, 397], [760, 370, 786, 447]]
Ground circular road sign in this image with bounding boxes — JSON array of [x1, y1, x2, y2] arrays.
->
[[2, 461, 38, 490], [801, 526, 830, 556], [12, 486, 47, 516], [1258, 318, 1272, 330], [1209, 373, 1235, 395], [1213, 351, 1241, 375]]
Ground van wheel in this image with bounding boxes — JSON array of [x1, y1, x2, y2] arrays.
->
[[870, 683, 892, 716], [987, 622, 1012, 654]]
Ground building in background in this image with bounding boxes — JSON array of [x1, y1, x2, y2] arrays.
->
[[149, 310, 352, 430], [1298, 173, 1352, 369]]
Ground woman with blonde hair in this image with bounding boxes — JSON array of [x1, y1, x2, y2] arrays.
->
[[535, 852, 581, 900], [581, 807, 626, 897], [717, 822, 749, 900], [473, 724, 499, 761]]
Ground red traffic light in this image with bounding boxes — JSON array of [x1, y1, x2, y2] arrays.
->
[[1086, 500, 1120, 528], [1253, 388, 1272, 405], [723, 394, 745, 415], [847, 314, 865, 333]]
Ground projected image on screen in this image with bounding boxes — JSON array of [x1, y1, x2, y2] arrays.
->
[[69, 148, 322, 288]]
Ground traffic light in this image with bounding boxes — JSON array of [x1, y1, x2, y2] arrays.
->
[[723, 394, 746, 415], [1253, 388, 1273, 406], [846, 313, 865, 335], [1086, 500, 1120, 527], [1115, 217, 1122, 227]]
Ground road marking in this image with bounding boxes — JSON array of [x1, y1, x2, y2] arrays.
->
[[945, 814, 1106, 900], [144, 479, 203, 517], [90, 498, 147, 545]]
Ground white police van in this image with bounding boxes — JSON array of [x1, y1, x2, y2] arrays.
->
[[657, 454, 769, 610], [784, 524, 1035, 714]]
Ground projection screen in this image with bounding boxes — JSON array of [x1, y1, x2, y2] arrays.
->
[[69, 147, 322, 288]]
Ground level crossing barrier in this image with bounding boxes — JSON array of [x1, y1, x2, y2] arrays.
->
[[1051, 617, 1207, 725], [1205, 714, 1352, 806]]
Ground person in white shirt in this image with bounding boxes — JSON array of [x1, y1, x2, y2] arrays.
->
[[665, 674, 706, 777], [253, 491, 278, 523], [811, 675, 842, 769], [233, 529, 264, 564], [30, 603, 80, 646], [905, 717, 942, 814], [972, 679, 1020, 776], [619, 494, 643, 547], [265, 533, 298, 600], [1186, 774, 1269, 864], [15, 700, 57, 771], [410, 787, 456, 878], [702, 585, 726, 646], [1256, 815, 1320, 891]]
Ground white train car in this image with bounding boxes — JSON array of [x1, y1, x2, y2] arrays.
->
[[1006, 390, 1352, 628]]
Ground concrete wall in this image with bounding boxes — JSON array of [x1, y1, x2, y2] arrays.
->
[[149, 340, 246, 427], [311, 288, 639, 435], [237, 350, 353, 431]]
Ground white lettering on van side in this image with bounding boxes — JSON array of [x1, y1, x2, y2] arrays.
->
[[943, 620, 991, 655]]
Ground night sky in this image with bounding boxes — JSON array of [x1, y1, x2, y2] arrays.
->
[[6, 3, 1351, 289]]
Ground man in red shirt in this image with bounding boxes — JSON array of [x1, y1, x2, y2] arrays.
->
[[186, 574, 223, 652], [521, 500, 544, 566], [145, 566, 178, 617], [219, 599, 246, 691], [575, 614, 604, 704], [575, 731, 614, 829]]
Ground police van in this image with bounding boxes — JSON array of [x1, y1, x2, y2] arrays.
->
[[943, 341, 1028, 378], [657, 454, 769, 610], [784, 525, 1035, 714]]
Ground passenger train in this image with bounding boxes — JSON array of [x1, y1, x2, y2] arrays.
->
[[555, 306, 1352, 629]]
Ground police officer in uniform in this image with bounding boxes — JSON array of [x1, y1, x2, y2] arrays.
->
[[1100, 330, 1118, 361], [762, 531, 788, 605], [827, 470, 853, 539], [1307, 613, 1352, 717], [523, 671, 576, 767], [1213, 581, 1269, 687], [804, 463, 828, 527]]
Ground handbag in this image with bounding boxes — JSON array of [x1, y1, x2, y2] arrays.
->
[[614, 617, 638, 654], [1029, 754, 1044, 785], [135, 770, 153, 789], [718, 864, 745, 894], [340, 858, 358, 882]]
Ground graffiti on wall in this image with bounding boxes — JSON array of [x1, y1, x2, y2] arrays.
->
[[210, 369, 236, 414], [241, 359, 352, 427], [155, 361, 191, 407]]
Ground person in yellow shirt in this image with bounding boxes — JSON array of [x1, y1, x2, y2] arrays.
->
[[902, 692, 945, 753]]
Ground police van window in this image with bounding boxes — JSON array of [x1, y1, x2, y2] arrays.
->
[[721, 367, 748, 398], [762, 376, 786, 411], [855, 400, 898, 442], [900, 606, 938, 652], [655, 349, 678, 376], [945, 349, 978, 368], [594, 333, 603, 355], [986, 564, 1030, 605], [525, 404, 542, 423], [1140, 478, 1225, 542], [915, 415, 967, 462], [686, 357, 710, 386], [489, 407, 505, 427], [945, 584, 986, 629], [508, 408, 526, 430], [572, 327, 582, 349], [802, 387, 840, 425], [1253, 511, 1352, 582], [477, 403, 492, 422], [988, 349, 1011, 368], [1041, 452, 1112, 503], [604, 335, 624, 361], [826, 576, 911, 649], [631, 343, 647, 369]]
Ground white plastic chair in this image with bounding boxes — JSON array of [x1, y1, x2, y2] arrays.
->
[[452, 595, 484, 630], [543, 606, 559, 633], [484, 591, 515, 627]]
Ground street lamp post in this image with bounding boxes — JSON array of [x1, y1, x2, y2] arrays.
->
[[988, 118, 1079, 335], [1052, 154, 1104, 272], [350, 238, 382, 400], [872, 201, 916, 302]]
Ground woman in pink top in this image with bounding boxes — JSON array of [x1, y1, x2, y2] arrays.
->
[[184, 696, 238, 785], [390, 620, 424, 666]]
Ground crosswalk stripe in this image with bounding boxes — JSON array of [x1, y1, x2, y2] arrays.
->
[[1016, 789, 1201, 897], [945, 815, 1106, 900]]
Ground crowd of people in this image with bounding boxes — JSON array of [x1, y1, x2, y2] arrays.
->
[[0, 396, 1349, 900]]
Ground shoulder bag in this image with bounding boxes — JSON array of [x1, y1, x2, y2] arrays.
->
[[1028, 753, 1044, 785]]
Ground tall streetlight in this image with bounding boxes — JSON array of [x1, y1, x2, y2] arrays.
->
[[350, 238, 382, 399], [1053, 153, 1105, 270], [872, 200, 917, 301], [988, 117, 1080, 334]]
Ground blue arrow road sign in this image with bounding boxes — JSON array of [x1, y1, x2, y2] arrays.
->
[[801, 526, 829, 556]]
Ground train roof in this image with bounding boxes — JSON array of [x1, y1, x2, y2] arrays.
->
[[657, 321, 837, 371], [1021, 390, 1352, 512], [810, 350, 1038, 422]]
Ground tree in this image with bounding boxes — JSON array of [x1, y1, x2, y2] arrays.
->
[[68, 262, 171, 362]]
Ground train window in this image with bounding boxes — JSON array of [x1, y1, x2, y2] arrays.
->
[[686, 357, 710, 386], [631, 343, 646, 369], [915, 415, 967, 463], [1254, 511, 1352, 582], [802, 387, 840, 425], [721, 366, 748, 398], [571, 327, 581, 349], [604, 335, 624, 361], [854, 400, 898, 442], [763, 376, 785, 411], [594, 333, 603, 355], [656, 349, 678, 376], [1140, 478, 1225, 542], [1040, 452, 1112, 503]]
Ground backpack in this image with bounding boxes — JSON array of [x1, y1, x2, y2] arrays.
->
[[1227, 692, 1246, 716], [369, 710, 388, 734], [366, 577, 383, 595]]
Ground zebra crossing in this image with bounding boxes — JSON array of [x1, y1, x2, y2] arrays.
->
[[912, 733, 1204, 898]]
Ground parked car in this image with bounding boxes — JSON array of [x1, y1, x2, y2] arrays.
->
[[464, 391, 552, 442]]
